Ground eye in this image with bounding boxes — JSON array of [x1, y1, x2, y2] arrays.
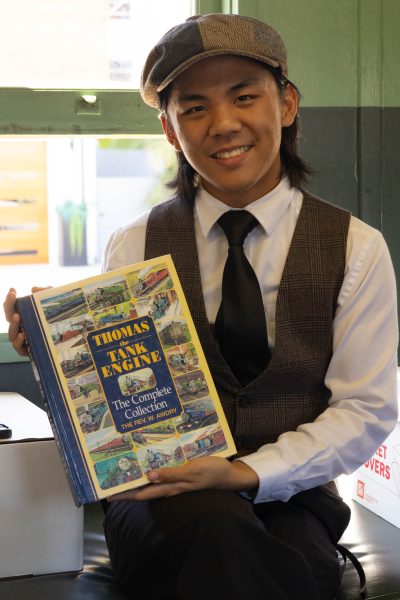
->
[[236, 94, 253, 103], [184, 105, 206, 115]]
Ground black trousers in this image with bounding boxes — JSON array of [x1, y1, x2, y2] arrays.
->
[[104, 489, 349, 600]]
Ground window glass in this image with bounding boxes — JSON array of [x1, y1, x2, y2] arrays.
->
[[0, 141, 49, 264], [0, 0, 191, 88], [0, 136, 176, 331]]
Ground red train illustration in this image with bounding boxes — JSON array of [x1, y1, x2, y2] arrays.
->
[[133, 268, 169, 297]]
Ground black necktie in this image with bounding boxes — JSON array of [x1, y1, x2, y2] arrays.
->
[[215, 210, 271, 385]]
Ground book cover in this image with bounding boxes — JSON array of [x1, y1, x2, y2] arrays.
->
[[17, 255, 236, 505]]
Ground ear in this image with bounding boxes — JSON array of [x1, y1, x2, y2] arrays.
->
[[160, 113, 182, 151], [281, 84, 298, 128]]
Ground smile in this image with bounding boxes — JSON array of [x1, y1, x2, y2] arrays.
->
[[213, 145, 251, 159]]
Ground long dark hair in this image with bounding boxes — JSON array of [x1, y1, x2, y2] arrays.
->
[[159, 64, 311, 202]]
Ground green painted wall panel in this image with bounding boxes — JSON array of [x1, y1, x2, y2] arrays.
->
[[0, 356, 44, 408], [237, 0, 400, 108], [0, 334, 29, 364], [0, 89, 162, 135], [383, 0, 400, 106], [359, 0, 382, 108], [298, 108, 358, 214], [0, 0, 398, 135], [196, 0, 225, 14], [0, 0, 399, 363], [382, 109, 400, 279], [238, 0, 359, 106]]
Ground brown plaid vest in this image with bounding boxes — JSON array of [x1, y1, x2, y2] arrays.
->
[[145, 191, 350, 458]]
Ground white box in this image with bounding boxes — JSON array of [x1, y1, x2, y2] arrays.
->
[[0, 392, 84, 578], [352, 369, 400, 529]]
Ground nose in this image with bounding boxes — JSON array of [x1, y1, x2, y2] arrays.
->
[[208, 104, 242, 137]]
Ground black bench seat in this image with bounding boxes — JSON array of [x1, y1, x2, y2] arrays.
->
[[1, 496, 399, 600]]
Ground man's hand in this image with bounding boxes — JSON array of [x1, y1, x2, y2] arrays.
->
[[3, 287, 48, 356], [107, 456, 259, 502], [4, 288, 27, 356]]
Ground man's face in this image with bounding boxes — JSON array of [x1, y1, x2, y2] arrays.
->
[[161, 55, 298, 207]]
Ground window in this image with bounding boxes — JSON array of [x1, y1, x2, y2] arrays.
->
[[0, 136, 176, 331], [0, 0, 226, 353], [0, 0, 192, 88]]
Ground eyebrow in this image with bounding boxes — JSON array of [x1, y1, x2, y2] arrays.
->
[[176, 92, 207, 103], [230, 77, 260, 92], [175, 77, 261, 104]]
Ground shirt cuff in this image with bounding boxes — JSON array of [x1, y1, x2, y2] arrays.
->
[[235, 445, 298, 504]]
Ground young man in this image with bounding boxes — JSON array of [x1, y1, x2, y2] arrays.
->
[[5, 13, 398, 600]]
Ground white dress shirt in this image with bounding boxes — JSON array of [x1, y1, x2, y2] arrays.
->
[[103, 177, 399, 503]]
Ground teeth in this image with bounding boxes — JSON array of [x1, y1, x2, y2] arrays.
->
[[214, 146, 250, 159]]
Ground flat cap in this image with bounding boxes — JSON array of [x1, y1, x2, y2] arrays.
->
[[140, 13, 288, 109]]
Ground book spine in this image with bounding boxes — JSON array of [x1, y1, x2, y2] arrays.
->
[[16, 296, 97, 505]]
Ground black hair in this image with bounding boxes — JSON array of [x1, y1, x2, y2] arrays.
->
[[273, 69, 313, 190], [159, 64, 311, 202]]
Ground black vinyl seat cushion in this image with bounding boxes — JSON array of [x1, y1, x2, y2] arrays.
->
[[1, 499, 399, 600], [335, 498, 400, 599]]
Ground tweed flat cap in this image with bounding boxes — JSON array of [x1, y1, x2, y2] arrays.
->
[[140, 13, 288, 109]]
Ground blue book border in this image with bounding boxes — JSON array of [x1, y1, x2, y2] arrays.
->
[[16, 295, 97, 505]]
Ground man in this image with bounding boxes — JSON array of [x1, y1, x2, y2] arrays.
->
[[5, 13, 398, 600]]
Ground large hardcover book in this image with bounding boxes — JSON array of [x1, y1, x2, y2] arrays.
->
[[17, 255, 236, 505]]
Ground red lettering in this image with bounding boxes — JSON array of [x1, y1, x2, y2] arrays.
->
[[365, 458, 391, 480], [376, 444, 388, 459]]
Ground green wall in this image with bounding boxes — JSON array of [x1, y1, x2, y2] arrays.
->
[[237, 0, 400, 108], [237, 0, 400, 315], [0, 0, 399, 369]]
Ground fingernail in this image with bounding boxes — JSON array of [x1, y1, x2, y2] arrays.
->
[[148, 471, 160, 482]]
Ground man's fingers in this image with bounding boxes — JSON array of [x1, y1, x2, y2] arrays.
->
[[148, 468, 173, 483], [11, 329, 28, 356], [7, 312, 28, 356], [107, 461, 222, 504], [3, 288, 28, 356], [8, 312, 21, 340], [4, 287, 48, 357], [148, 462, 197, 485], [107, 466, 196, 502], [3, 288, 17, 323], [13, 332, 29, 356]]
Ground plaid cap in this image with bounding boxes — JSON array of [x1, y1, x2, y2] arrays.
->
[[140, 13, 288, 109]]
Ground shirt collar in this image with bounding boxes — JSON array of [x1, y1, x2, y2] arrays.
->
[[195, 177, 298, 239]]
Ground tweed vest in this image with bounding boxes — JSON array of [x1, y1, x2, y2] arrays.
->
[[145, 191, 350, 457]]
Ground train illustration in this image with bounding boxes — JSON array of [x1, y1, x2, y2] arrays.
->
[[143, 445, 183, 470], [53, 328, 81, 344], [183, 428, 226, 458], [44, 295, 85, 320], [88, 283, 130, 309], [79, 401, 108, 434], [97, 311, 130, 326], [177, 407, 218, 433], [132, 268, 169, 297], [61, 351, 92, 375]]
